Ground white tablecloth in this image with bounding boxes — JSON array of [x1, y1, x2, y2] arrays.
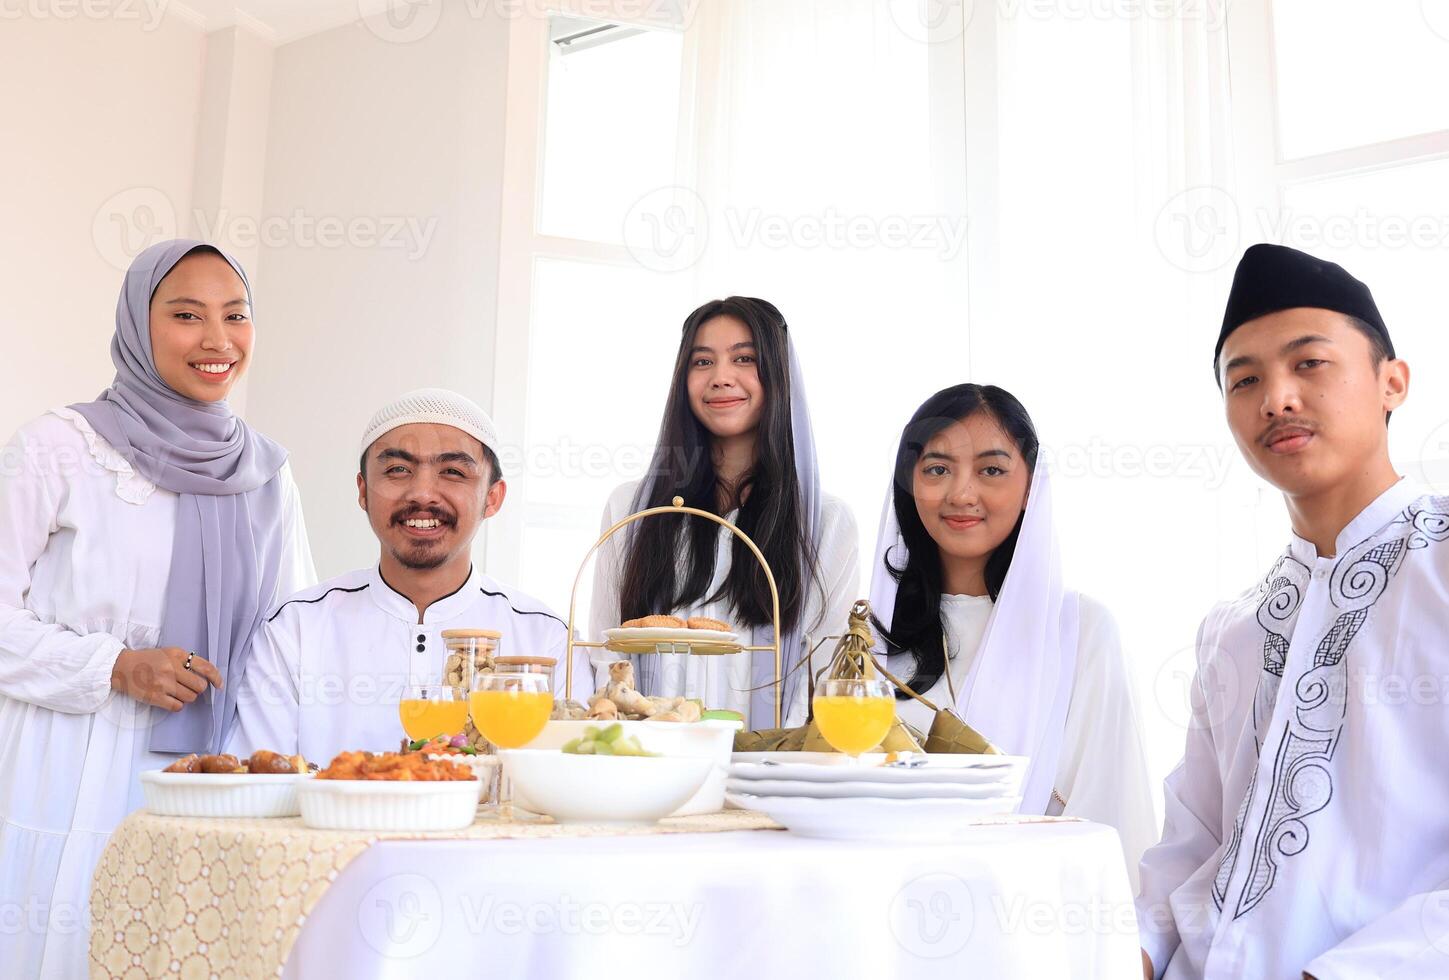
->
[[283, 823, 1140, 979]]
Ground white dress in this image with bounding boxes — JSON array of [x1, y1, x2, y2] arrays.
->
[[891, 593, 1157, 890], [0, 409, 315, 979], [588, 480, 861, 729], [1137, 481, 1449, 979]]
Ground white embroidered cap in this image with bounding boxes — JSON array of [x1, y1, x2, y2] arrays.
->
[[360, 387, 501, 464]]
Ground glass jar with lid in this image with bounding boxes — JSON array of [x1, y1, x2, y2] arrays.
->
[[441, 629, 502, 690], [493, 655, 556, 677], [441, 629, 501, 752]]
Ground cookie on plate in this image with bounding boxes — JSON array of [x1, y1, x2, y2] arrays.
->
[[686, 616, 731, 631], [621, 614, 687, 629]]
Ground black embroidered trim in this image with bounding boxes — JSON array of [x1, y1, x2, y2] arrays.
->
[[1213, 761, 1257, 911], [379, 565, 473, 607], [266, 584, 369, 623], [1256, 556, 1309, 678], [479, 587, 567, 629], [1225, 502, 1441, 920]]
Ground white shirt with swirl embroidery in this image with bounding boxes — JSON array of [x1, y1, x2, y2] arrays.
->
[[1138, 479, 1449, 979], [0, 409, 315, 979]]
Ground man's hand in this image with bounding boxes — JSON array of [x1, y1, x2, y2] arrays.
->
[[1142, 950, 1153, 980], [111, 647, 222, 711]]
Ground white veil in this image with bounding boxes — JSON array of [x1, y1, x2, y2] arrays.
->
[[868, 459, 1079, 815]]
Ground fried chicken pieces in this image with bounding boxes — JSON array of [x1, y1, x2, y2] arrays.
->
[[316, 751, 474, 781], [163, 750, 309, 774]]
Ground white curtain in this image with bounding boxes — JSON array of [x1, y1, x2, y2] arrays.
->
[[679, 0, 973, 587], [979, 5, 1272, 816], [677, 0, 1262, 809]]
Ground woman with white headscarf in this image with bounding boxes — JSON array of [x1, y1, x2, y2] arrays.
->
[[589, 297, 859, 729], [0, 240, 315, 976], [870, 383, 1154, 886]]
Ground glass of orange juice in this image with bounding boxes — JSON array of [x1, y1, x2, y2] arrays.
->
[[813, 678, 895, 760], [470, 670, 552, 821], [398, 684, 468, 742]]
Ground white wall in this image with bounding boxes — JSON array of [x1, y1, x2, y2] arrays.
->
[[188, 24, 277, 418], [244, 3, 512, 579], [0, 14, 208, 438], [2, 5, 513, 582]]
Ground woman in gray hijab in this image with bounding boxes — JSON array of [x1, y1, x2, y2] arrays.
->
[[0, 240, 315, 977]]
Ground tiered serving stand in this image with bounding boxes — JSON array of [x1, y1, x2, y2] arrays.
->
[[563, 496, 786, 727]]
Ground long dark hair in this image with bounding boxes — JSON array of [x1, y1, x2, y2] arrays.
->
[[875, 384, 1040, 698], [619, 297, 815, 635]]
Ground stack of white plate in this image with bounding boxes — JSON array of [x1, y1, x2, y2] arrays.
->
[[725, 754, 1028, 841]]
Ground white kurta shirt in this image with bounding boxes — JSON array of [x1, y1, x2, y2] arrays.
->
[[1138, 480, 1449, 979], [891, 593, 1156, 890], [0, 409, 314, 980], [588, 480, 861, 729], [230, 565, 588, 765]]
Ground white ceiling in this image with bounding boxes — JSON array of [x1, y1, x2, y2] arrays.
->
[[172, 0, 407, 44]]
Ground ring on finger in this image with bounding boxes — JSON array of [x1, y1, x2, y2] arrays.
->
[[184, 651, 195, 672]]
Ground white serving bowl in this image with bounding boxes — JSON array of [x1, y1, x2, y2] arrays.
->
[[140, 770, 307, 818], [525, 720, 737, 816], [499, 749, 712, 825], [298, 779, 480, 831]]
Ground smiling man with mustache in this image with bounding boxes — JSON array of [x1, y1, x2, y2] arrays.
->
[[229, 389, 588, 763], [1136, 244, 1449, 979]]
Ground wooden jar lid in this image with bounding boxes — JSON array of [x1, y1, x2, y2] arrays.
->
[[494, 656, 557, 668], [441, 629, 502, 640]]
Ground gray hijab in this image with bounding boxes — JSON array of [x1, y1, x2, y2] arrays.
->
[[70, 239, 289, 753]]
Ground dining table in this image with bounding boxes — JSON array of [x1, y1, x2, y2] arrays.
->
[[89, 808, 1142, 979]]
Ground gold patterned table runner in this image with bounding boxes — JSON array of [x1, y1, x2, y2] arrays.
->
[[90, 809, 783, 979]]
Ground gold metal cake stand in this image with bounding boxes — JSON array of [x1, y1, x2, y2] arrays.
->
[[564, 496, 785, 728]]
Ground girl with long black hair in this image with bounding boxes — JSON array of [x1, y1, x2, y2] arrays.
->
[[870, 383, 1153, 884], [589, 297, 859, 728]]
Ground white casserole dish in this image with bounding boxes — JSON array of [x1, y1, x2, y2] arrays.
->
[[140, 770, 308, 819], [298, 778, 480, 831]]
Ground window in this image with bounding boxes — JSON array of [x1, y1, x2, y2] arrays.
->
[[1231, 0, 1449, 487], [494, 3, 968, 647], [489, 10, 693, 647], [518, 256, 688, 613], [538, 20, 685, 245], [1271, 0, 1449, 160], [1278, 160, 1449, 486]]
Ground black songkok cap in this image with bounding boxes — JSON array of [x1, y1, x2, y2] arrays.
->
[[1215, 243, 1392, 376]]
